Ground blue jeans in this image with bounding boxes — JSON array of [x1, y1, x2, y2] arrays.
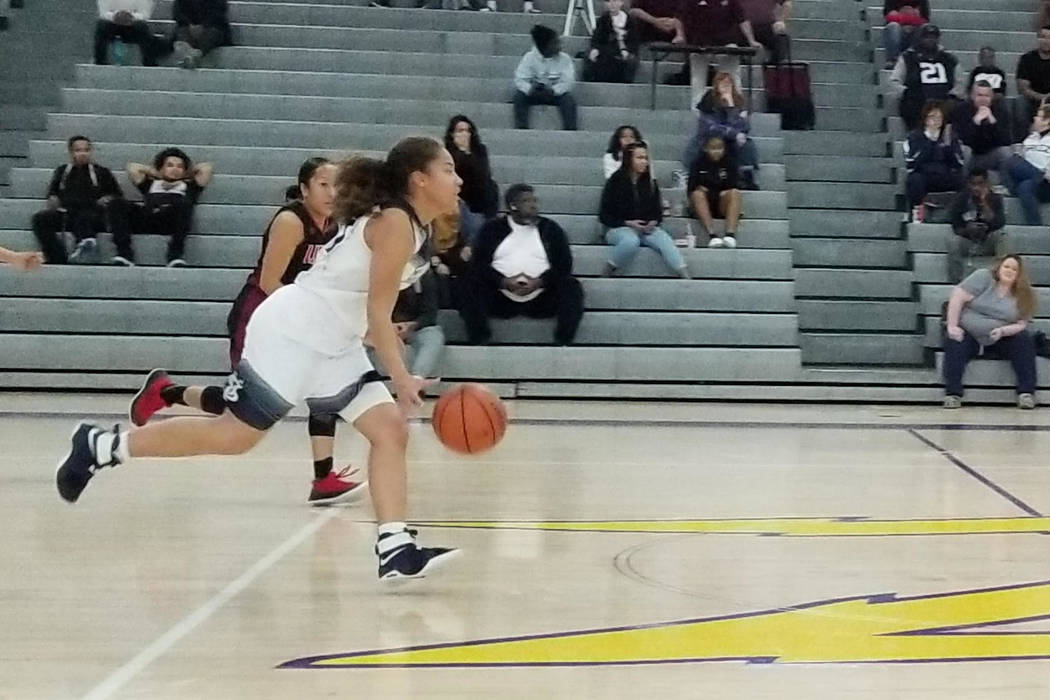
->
[[605, 226, 685, 273], [367, 324, 446, 378], [1005, 154, 1050, 226], [943, 329, 1037, 397], [458, 199, 486, 246], [883, 22, 918, 65]]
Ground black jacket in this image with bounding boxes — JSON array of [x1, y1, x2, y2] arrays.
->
[[451, 146, 499, 217], [687, 151, 740, 193], [599, 169, 663, 228], [173, 0, 232, 45], [393, 269, 440, 328], [949, 189, 1005, 237], [590, 12, 641, 58], [46, 163, 123, 210], [472, 215, 575, 287], [900, 47, 958, 103], [953, 100, 1011, 155]]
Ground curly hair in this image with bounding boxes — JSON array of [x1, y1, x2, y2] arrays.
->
[[332, 137, 443, 223]]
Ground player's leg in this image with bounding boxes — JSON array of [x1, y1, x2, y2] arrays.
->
[[128, 368, 226, 426], [306, 412, 367, 506]]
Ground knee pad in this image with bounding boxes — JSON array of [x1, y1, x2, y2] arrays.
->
[[308, 413, 338, 438]]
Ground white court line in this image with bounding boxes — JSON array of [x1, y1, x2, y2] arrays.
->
[[80, 508, 339, 700]]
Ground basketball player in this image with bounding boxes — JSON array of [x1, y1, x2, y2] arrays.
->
[[57, 137, 462, 581], [126, 158, 366, 506]]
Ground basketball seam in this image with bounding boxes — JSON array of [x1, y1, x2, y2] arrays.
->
[[460, 389, 472, 454], [480, 395, 497, 446]]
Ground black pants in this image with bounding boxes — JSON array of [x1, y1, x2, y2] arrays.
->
[[583, 52, 639, 84], [943, 330, 1037, 397], [512, 90, 578, 130], [31, 201, 126, 264], [752, 23, 790, 64], [905, 169, 963, 207], [174, 25, 225, 56], [123, 201, 194, 262], [94, 19, 163, 66], [459, 273, 585, 345]]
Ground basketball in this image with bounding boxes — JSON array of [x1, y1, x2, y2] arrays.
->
[[432, 383, 507, 455]]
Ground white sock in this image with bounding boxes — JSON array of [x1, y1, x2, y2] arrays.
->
[[93, 429, 129, 467], [377, 521, 408, 537], [116, 431, 132, 463]]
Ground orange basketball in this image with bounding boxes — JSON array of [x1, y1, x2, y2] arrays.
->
[[432, 383, 507, 455]]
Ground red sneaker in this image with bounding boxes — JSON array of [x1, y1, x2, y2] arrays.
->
[[308, 466, 368, 506], [129, 368, 174, 427]]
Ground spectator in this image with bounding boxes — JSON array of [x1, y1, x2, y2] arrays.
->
[[95, 0, 166, 66], [943, 255, 1038, 409], [123, 147, 213, 267], [954, 81, 1012, 174], [430, 210, 472, 306], [0, 246, 44, 271], [1037, 0, 1050, 31], [0, 0, 8, 31], [904, 101, 964, 219], [170, 0, 231, 70], [684, 72, 760, 190], [584, 0, 641, 84], [600, 142, 690, 278], [889, 24, 961, 131], [676, 0, 763, 108], [1004, 105, 1050, 226], [628, 0, 684, 44], [738, 0, 791, 64], [881, 0, 929, 70], [1016, 27, 1050, 128], [604, 125, 643, 179], [444, 115, 499, 245], [946, 169, 1007, 284], [967, 47, 1007, 97], [391, 269, 446, 379], [513, 25, 578, 131], [687, 136, 742, 248], [31, 135, 126, 265], [459, 184, 584, 345]]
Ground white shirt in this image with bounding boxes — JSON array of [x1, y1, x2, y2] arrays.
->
[[492, 219, 550, 302], [97, 0, 154, 21], [611, 10, 629, 55], [1022, 130, 1050, 172]]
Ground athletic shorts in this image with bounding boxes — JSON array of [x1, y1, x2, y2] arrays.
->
[[223, 299, 393, 431]]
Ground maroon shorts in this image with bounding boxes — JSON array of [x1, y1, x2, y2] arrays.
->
[[226, 284, 267, 369]]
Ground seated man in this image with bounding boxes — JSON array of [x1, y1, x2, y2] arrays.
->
[[31, 135, 127, 265], [677, 0, 763, 108], [889, 24, 961, 131], [953, 81, 1012, 174], [738, 0, 791, 64], [946, 169, 1007, 284], [1016, 27, 1050, 131], [459, 184, 585, 346], [687, 136, 743, 248], [123, 147, 213, 267], [967, 47, 1007, 97], [881, 0, 929, 69], [95, 0, 166, 66], [170, 0, 231, 70], [513, 25, 577, 130]]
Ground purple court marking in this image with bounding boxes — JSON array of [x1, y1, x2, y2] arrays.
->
[[278, 579, 1050, 669], [907, 429, 1044, 517]]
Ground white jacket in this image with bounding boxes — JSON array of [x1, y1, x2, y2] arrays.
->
[[97, 0, 154, 21], [1022, 130, 1050, 172]]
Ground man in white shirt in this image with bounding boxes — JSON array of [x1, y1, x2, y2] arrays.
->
[[95, 0, 166, 66], [459, 184, 585, 345]]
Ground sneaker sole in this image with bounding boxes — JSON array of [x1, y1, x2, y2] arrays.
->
[[308, 479, 369, 506], [129, 368, 169, 427], [379, 548, 462, 584], [55, 421, 91, 504]]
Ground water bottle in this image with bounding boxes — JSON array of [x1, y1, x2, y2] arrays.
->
[[685, 221, 696, 248], [113, 39, 126, 66]]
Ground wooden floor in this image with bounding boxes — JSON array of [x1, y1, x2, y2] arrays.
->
[[5, 395, 1050, 699]]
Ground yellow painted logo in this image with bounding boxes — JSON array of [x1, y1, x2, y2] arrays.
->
[[280, 580, 1050, 668]]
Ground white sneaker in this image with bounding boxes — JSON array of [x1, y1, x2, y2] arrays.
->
[[167, 258, 187, 268], [942, 395, 961, 409], [481, 0, 496, 9], [111, 255, 134, 267], [1018, 393, 1036, 410], [708, 237, 724, 248], [722, 235, 737, 248], [523, 0, 540, 11]]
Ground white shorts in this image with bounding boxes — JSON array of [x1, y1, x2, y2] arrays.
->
[[224, 295, 393, 430]]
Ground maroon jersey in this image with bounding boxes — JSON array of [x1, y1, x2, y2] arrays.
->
[[246, 201, 336, 287]]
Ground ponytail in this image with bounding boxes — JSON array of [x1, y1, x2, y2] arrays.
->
[[284, 185, 301, 201], [332, 137, 443, 223]]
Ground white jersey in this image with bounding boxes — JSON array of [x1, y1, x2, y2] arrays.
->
[[261, 206, 429, 355]]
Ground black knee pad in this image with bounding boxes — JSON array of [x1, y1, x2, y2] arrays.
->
[[308, 413, 338, 438]]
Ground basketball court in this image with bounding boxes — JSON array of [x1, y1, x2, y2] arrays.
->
[[4, 395, 1050, 699]]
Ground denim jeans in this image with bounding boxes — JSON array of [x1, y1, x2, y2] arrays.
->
[[1005, 154, 1050, 226], [943, 329, 1037, 397], [605, 226, 686, 273], [512, 89, 578, 130], [883, 22, 918, 65], [367, 324, 446, 378]]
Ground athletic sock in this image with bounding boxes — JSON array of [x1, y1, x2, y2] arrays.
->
[[313, 456, 333, 480], [93, 428, 130, 467], [199, 386, 225, 415], [376, 522, 414, 557], [160, 385, 186, 406]]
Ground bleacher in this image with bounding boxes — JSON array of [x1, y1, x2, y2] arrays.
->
[[0, 0, 1046, 403]]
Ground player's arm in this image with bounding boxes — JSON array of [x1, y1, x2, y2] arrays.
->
[[257, 211, 304, 295]]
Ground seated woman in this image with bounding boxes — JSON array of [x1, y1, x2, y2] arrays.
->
[[604, 125, 644, 179], [903, 100, 964, 221], [1005, 105, 1050, 226], [684, 72, 760, 190], [687, 136, 742, 248], [943, 255, 1038, 409], [584, 0, 641, 84], [600, 142, 689, 278], [445, 115, 499, 244]]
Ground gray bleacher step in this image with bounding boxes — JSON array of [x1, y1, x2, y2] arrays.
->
[[44, 114, 786, 163], [800, 332, 925, 365], [788, 182, 897, 211], [0, 105, 46, 131], [870, 26, 1034, 54], [795, 268, 913, 299], [0, 267, 796, 312], [797, 300, 919, 331], [792, 238, 908, 268], [908, 224, 1050, 254], [783, 132, 888, 158], [0, 300, 799, 346], [0, 333, 804, 380], [809, 109, 883, 133], [789, 209, 902, 238], [0, 131, 32, 157], [784, 155, 895, 183], [914, 253, 1050, 286], [868, 8, 1037, 34]]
